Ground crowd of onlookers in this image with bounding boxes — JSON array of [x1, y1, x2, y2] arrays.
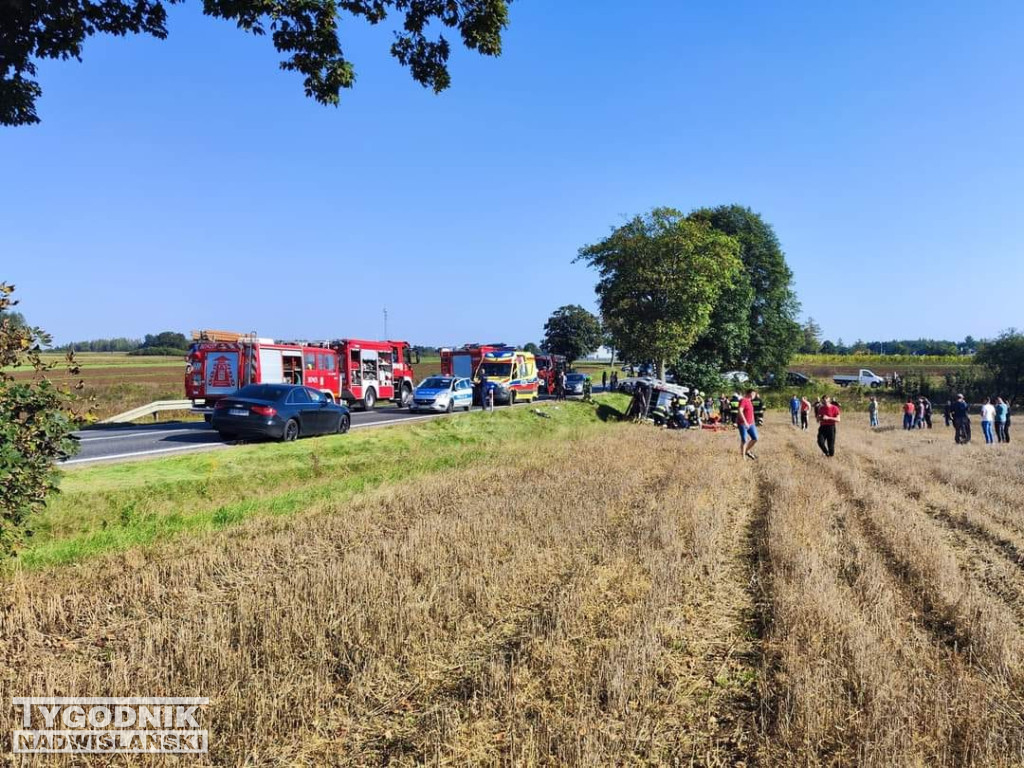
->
[[867, 393, 1012, 445]]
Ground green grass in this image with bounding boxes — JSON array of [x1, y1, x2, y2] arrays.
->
[[3, 352, 183, 371], [18, 395, 630, 570]]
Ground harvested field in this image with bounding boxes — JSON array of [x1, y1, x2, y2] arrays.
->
[[3, 403, 1024, 765], [9, 359, 184, 421]]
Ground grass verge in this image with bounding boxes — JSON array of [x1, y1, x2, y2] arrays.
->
[[17, 395, 630, 570]]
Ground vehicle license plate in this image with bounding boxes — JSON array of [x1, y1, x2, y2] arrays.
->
[[229, 408, 249, 417]]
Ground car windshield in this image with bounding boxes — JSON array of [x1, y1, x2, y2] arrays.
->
[[566, 374, 585, 382], [420, 377, 452, 389], [536, 359, 550, 370], [478, 362, 512, 377], [235, 384, 289, 400]]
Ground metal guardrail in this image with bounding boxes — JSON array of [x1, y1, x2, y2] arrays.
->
[[100, 400, 195, 424]]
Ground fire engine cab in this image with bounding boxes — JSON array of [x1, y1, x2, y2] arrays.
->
[[186, 331, 415, 413], [331, 339, 415, 410], [440, 343, 506, 381], [535, 353, 566, 394]]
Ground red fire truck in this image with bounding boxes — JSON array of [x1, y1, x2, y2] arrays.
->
[[439, 343, 507, 380], [534, 353, 565, 394], [331, 338, 416, 409], [186, 331, 415, 413]]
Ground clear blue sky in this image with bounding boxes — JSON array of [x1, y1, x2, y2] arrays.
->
[[2, 1, 1022, 347]]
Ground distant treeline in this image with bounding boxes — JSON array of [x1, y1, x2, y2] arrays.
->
[[53, 331, 189, 354], [816, 338, 975, 356], [798, 320, 977, 356]]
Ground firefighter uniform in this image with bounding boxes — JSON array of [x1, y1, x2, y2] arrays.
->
[[729, 395, 741, 425], [752, 395, 765, 425], [651, 401, 669, 426]]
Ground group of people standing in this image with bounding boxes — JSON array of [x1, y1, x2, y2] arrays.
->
[[899, 396, 933, 430], [868, 391, 1012, 447], [600, 370, 620, 391]]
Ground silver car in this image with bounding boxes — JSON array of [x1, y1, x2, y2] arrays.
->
[[564, 373, 588, 396]]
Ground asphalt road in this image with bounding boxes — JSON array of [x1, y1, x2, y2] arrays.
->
[[65, 403, 531, 466]]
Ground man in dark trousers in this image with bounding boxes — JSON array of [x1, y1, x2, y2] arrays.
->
[[817, 395, 841, 457], [602, 370, 608, 391], [952, 393, 971, 444]]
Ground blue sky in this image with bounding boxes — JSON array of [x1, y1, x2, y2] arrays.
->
[[2, 1, 1022, 347]]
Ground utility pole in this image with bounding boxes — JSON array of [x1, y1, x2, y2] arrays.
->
[[383, 306, 388, 338]]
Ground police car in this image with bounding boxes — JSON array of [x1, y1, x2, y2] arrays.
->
[[410, 376, 474, 413]]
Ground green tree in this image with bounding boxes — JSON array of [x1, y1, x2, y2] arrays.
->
[[820, 340, 836, 355], [687, 205, 801, 380], [142, 331, 189, 350], [0, 308, 26, 329], [576, 208, 741, 378], [975, 330, 1024, 405], [682, 271, 753, 372], [2, 0, 511, 126], [798, 318, 822, 354], [0, 284, 80, 558], [851, 339, 871, 355], [541, 305, 603, 367], [523, 342, 540, 355]]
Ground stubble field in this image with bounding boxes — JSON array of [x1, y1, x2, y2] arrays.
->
[[2, 404, 1023, 766]]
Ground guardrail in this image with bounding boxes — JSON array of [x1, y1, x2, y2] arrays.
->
[[100, 400, 195, 424]]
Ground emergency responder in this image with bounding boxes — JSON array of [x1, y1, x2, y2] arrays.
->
[[582, 375, 593, 402], [752, 391, 765, 426], [651, 397, 670, 427], [729, 392, 741, 425], [670, 396, 687, 429]]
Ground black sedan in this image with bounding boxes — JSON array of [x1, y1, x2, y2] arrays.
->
[[211, 384, 351, 442]]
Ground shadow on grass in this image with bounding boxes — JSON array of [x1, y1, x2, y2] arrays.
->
[[596, 402, 626, 422]]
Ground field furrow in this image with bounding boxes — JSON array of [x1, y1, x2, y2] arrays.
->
[[756, 428, 1024, 765]]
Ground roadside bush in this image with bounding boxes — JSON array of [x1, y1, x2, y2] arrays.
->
[[0, 283, 80, 557]]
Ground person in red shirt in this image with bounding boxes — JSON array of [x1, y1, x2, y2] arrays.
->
[[817, 395, 841, 457], [737, 388, 758, 460]]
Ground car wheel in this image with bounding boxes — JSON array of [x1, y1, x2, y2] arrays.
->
[[509, 390, 517, 406], [337, 414, 350, 434], [399, 384, 412, 408], [362, 388, 376, 410], [464, 405, 470, 412], [410, 406, 418, 413], [283, 419, 299, 442], [446, 399, 454, 414]]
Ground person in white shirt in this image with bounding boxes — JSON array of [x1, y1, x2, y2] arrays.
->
[[980, 397, 996, 444]]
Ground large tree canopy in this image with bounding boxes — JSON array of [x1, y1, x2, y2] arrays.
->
[[976, 329, 1024, 405], [542, 304, 602, 367], [686, 205, 801, 380], [576, 207, 741, 377], [1, 0, 511, 125]]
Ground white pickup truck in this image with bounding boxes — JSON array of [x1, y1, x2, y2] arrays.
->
[[833, 369, 886, 388]]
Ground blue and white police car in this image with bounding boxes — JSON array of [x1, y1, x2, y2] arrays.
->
[[409, 376, 474, 413]]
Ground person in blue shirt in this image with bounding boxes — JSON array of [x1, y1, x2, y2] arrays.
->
[[995, 397, 1009, 443], [790, 394, 800, 426]]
